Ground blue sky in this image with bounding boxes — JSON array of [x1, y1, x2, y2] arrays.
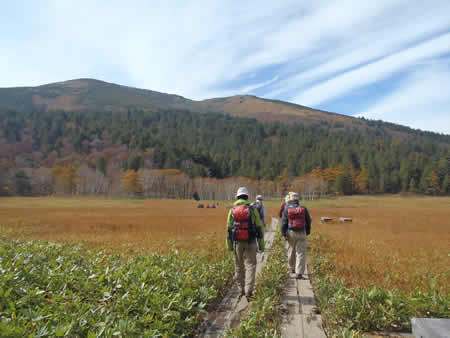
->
[[1, 1, 450, 134]]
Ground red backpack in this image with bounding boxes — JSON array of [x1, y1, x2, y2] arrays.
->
[[288, 206, 306, 230], [232, 205, 253, 241]]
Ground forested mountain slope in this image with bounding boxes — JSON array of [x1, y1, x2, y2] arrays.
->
[[1, 107, 449, 196], [1, 79, 448, 144]]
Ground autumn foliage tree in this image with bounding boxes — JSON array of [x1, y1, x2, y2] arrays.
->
[[354, 167, 368, 194], [121, 170, 142, 196], [52, 165, 77, 195], [427, 171, 441, 195]]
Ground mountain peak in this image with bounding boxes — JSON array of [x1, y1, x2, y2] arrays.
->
[[0, 78, 446, 141]]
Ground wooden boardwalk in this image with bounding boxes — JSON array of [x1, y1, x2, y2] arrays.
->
[[198, 218, 278, 337], [281, 256, 327, 337]]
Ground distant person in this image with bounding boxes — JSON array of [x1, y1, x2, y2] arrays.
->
[[281, 192, 312, 280], [197, 203, 204, 208], [211, 203, 216, 208], [278, 193, 291, 218], [227, 187, 264, 300], [251, 195, 267, 231], [206, 204, 210, 208]]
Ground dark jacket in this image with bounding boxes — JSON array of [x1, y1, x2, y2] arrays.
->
[[279, 200, 286, 218], [281, 201, 311, 237]]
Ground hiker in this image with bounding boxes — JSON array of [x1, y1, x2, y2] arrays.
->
[[281, 192, 312, 280], [278, 193, 290, 218], [227, 187, 265, 299], [251, 195, 267, 231]]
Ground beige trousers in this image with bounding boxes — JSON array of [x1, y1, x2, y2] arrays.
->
[[287, 229, 307, 275], [234, 241, 257, 296]]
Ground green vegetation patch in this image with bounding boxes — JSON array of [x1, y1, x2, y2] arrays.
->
[[231, 231, 289, 337], [0, 238, 233, 337], [309, 234, 449, 336]]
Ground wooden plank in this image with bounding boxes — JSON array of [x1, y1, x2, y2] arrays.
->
[[301, 313, 326, 338], [199, 219, 278, 337], [281, 314, 303, 338], [412, 318, 450, 338]]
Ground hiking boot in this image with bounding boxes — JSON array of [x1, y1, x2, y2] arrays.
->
[[296, 274, 303, 280], [291, 268, 295, 274]]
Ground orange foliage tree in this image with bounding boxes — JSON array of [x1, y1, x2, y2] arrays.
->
[[121, 170, 142, 196], [427, 171, 441, 195], [354, 167, 368, 194], [52, 165, 78, 194]]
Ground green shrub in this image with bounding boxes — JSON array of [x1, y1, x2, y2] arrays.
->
[[0, 238, 233, 336]]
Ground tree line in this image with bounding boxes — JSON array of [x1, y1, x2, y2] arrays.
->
[[0, 108, 448, 198]]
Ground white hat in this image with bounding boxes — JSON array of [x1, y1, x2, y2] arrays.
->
[[236, 187, 249, 198], [285, 192, 294, 202], [256, 195, 263, 200], [289, 192, 299, 201]]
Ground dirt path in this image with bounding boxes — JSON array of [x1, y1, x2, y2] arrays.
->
[[198, 217, 278, 337]]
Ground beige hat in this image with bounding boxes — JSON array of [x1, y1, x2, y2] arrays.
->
[[256, 195, 263, 200]]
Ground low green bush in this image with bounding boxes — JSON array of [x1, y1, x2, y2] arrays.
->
[[0, 238, 233, 336]]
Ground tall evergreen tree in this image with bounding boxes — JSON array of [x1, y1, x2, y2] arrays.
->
[[13, 170, 32, 196]]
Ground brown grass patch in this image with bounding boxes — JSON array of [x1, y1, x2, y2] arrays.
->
[[0, 198, 231, 255], [0, 197, 280, 256], [305, 195, 450, 294]]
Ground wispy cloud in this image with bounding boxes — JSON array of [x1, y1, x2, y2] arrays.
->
[[359, 62, 450, 134], [0, 0, 449, 133], [237, 76, 279, 95], [292, 32, 450, 106]]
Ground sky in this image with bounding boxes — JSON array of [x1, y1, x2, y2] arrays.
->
[[1, 1, 450, 134]]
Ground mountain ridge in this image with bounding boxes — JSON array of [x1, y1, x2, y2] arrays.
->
[[0, 78, 448, 141]]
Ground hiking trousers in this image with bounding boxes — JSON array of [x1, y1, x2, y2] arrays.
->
[[287, 229, 307, 275], [234, 241, 257, 296]]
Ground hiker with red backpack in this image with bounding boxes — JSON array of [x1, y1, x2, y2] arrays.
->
[[281, 192, 312, 280], [227, 187, 265, 299]]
